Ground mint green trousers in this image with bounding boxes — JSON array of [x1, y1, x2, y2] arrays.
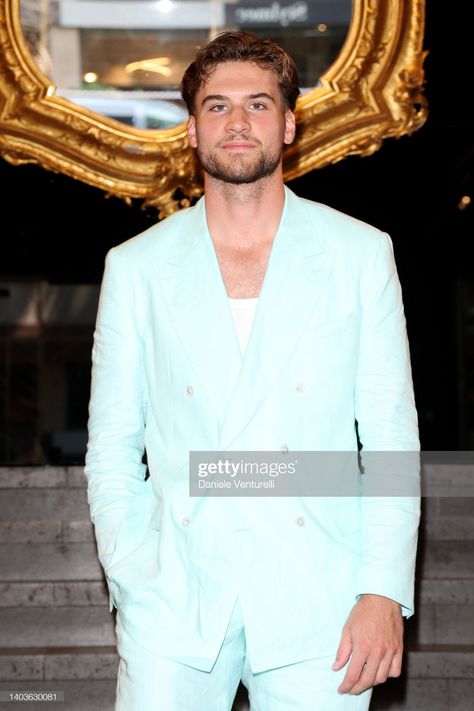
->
[[115, 597, 372, 711]]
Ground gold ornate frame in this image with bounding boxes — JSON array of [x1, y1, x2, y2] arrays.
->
[[0, 0, 427, 215]]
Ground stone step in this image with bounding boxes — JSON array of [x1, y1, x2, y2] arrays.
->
[[0, 467, 85, 489], [371, 677, 473, 711], [0, 608, 115, 648], [426, 496, 474, 519], [0, 680, 115, 711], [419, 579, 474, 605], [1, 469, 473, 547], [0, 647, 472, 711], [406, 645, 474, 678], [0, 582, 108, 607], [0, 683, 248, 711], [2, 515, 473, 547], [1, 538, 472, 588], [425, 517, 474, 540], [0, 645, 471, 682], [0, 647, 118, 682], [1, 600, 471, 649], [0, 516, 472, 546], [0, 495, 472, 562], [418, 540, 474, 579], [1, 492, 473, 539], [422, 496, 474, 540], [0, 466, 472, 502], [0, 594, 471, 648], [406, 603, 474, 646], [0, 520, 94, 545], [0, 543, 102, 582], [2, 578, 473, 609], [1, 463, 473, 491], [0, 490, 90, 523], [0, 677, 470, 711], [0, 656, 248, 711]]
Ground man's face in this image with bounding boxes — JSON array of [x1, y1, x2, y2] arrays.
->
[[187, 61, 296, 185]]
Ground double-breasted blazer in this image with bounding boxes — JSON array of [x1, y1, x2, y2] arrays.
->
[[85, 186, 420, 673]]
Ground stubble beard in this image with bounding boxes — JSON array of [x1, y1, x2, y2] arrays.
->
[[197, 140, 283, 185]]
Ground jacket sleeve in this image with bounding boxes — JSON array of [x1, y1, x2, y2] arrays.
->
[[84, 247, 149, 610], [354, 232, 421, 617]]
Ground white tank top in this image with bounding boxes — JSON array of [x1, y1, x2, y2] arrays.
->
[[228, 297, 259, 354]]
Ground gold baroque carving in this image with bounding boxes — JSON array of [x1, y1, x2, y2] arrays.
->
[[0, 0, 427, 216]]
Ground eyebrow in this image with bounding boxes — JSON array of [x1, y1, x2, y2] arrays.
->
[[201, 92, 276, 107]]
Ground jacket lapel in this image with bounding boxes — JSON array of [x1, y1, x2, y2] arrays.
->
[[218, 188, 336, 450], [158, 197, 242, 427]]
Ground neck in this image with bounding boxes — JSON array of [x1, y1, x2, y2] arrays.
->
[[203, 168, 286, 249]]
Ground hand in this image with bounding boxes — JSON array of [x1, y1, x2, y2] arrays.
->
[[332, 594, 404, 695]]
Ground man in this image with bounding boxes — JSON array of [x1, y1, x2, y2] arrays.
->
[[85, 32, 420, 710]]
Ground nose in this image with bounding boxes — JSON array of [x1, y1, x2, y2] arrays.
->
[[226, 106, 250, 134]]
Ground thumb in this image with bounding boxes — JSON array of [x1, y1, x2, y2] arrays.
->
[[332, 628, 352, 671]]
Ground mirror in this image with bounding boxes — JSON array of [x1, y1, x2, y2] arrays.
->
[[0, 0, 428, 215], [19, 0, 352, 130]]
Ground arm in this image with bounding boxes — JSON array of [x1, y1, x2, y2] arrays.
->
[[355, 232, 420, 611], [84, 247, 149, 609], [334, 233, 421, 693]]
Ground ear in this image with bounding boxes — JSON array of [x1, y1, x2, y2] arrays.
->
[[187, 116, 197, 148], [283, 109, 296, 145]]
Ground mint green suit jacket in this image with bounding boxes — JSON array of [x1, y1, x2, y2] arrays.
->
[[85, 187, 420, 673]]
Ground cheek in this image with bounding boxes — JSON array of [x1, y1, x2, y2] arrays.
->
[[192, 122, 219, 149], [256, 122, 283, 144]]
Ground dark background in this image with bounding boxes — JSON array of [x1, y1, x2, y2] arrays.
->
[[1, 1, 472, 452]]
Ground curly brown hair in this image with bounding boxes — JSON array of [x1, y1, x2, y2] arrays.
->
[[181, 31, 300, 115]]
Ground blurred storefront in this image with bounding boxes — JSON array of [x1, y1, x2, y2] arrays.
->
[[21, 0, 351, 127]]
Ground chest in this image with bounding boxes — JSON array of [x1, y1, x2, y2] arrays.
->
[[213, 243, 272, 298]]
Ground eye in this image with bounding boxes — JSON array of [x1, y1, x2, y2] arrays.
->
[[249, 102, 266, 110], [210, 104, 227, 112]]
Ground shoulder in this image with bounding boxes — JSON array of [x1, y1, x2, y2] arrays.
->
[[105, 198, 202, 268], [288, 189, 386, 249]]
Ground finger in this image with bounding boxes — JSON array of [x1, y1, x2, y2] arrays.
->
[[373, 654, 393, 686], [332, 628, 352, 671], [345, 657, 379, 695], [351, 647, 401, 695], [387, 649, 403, 678], [337, 653, 367, 694]]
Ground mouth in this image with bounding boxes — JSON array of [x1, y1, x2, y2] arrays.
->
[[219, 137, 259, 150], [221, 142, 256, 150]]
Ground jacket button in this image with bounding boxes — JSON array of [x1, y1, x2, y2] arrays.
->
[[296, 516, 305, 527], [296, 382, 305, 392], [186, 386, 194, 397], [181, 517, 190, 527]]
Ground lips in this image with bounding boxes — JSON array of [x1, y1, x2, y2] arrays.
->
[[219, 137, 260, 149], [222, 142, 256, 149]]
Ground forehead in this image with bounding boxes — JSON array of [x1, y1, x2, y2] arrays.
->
[[196, 61, 281, 102]]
